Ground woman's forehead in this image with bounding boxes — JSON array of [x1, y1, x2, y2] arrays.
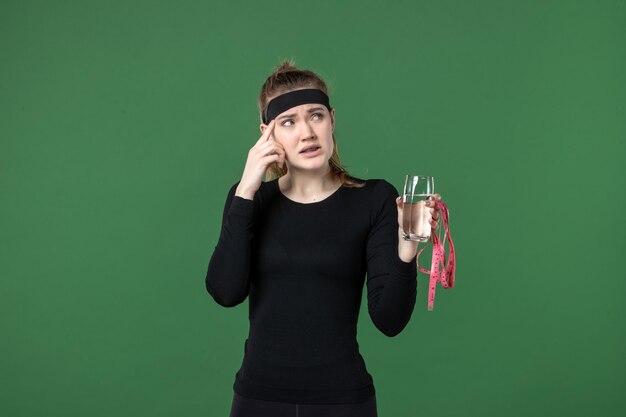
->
[[276, 103, 327, 118]]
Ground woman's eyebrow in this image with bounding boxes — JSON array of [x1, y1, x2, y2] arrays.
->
[[277, 107, 326, 120]]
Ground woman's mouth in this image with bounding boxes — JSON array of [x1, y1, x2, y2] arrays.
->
[[300, 146, 322, 157]]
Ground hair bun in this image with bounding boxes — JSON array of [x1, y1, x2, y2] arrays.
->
[[273, 59, 299, 75]]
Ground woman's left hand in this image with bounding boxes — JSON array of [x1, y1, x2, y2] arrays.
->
[[424, 194, 442, 229], [396, 194, 442, 230], [395, 193, 442, 262]]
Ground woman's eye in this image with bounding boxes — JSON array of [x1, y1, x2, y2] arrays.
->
[[281, 113, 323, 127]]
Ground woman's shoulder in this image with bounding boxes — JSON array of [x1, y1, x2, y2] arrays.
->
[[248, 178, 282, 205], [226, 178, 278, 194], [225, 178, 279, 201], [345, 177, 399, 197]]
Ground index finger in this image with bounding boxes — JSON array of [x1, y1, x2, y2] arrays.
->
[[257, 119, 276, 144]]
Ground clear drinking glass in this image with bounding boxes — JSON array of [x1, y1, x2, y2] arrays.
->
[[402, 175, 435, 242]]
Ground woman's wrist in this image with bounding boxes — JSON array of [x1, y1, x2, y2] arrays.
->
[[397, 228, 418, 263], [235, 183, 256, 200], [398, 247, 417, 263]]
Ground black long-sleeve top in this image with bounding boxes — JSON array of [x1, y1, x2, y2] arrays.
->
[[205, 177, 417, 404]]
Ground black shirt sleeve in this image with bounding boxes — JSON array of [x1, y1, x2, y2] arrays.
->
[[205, 182, 256, 307], [365, 180, 418, 337]]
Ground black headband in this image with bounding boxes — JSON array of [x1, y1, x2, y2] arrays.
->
[[263, 88, 332, 124]]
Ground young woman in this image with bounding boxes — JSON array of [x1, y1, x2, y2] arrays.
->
[[206, 60, 441, 417]]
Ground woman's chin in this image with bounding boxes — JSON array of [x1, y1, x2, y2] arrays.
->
[[290, 161, 329, 172]]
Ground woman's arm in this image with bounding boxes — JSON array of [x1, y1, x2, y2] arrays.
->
[[205, 119, 283, 307], [205, 181, 256, 307], [366, 180, 418, 337]]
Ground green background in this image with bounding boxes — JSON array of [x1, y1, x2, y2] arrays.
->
[[1, 0, 624, 416]]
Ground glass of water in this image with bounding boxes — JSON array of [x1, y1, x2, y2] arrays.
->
[[402, 175, 435, 242]]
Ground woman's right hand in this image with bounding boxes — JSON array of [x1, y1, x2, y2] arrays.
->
[[235, 119, 285, 200]]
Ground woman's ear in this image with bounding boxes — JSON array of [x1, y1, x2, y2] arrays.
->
[[330, 108, 335, 131]]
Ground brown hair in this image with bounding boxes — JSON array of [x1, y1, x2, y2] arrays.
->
[[258, 59, 365, 188]]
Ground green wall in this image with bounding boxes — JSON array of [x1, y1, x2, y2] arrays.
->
[[1, 1, 624, 416]]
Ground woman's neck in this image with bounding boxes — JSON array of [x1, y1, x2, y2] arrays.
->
[[278, 168, 341, 201]]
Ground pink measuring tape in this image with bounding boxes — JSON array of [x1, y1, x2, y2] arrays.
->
[[416, 200, 456, 311]]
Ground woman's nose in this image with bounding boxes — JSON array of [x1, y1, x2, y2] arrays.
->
[[300, 120, 316, 138]]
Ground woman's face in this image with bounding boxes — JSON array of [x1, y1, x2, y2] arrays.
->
[[260, 101, 335, 174]]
